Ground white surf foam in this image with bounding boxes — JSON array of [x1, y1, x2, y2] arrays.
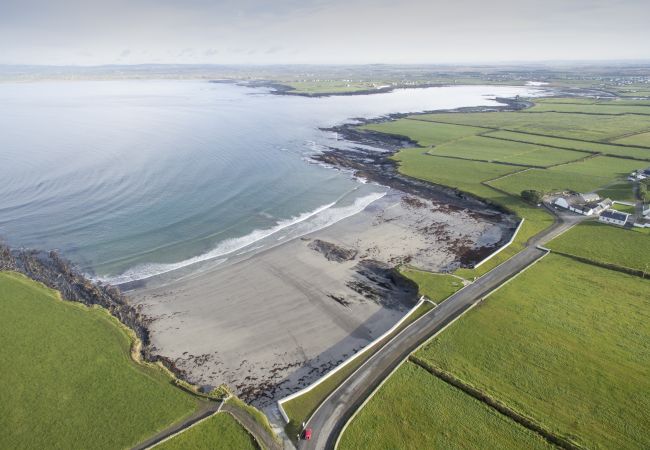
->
[[100, 191, 386, 284]]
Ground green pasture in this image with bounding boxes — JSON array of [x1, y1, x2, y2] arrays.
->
[[338, 362, 553, 450], [157, 413, 258, 450], [0, 272, 201, 450], [415, 254, 650, 449], [413, 111, 650, 141], [362, 119, 483, 147], [429, 136, 587, 167], [487, 156, 643, 196], [547, 221, 650, 272]]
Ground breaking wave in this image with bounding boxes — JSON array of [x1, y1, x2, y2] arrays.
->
[[101, 191, 386, 284]]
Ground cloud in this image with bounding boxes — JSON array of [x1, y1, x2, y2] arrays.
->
[[0, 0, 648, 64]]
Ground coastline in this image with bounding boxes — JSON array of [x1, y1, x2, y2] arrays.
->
[[1, 87, 542, 409], [124, 95, 534, 405]]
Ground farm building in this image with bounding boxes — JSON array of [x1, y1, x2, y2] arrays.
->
[[554, 194, 611, 216], [599, 210, 630, 226], [629, 168, 650, 180]]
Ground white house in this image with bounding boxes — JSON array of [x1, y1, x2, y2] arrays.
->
[[599, 210, 630, 226], [629, 168, 650, 180], [554, 193, 608, 216]]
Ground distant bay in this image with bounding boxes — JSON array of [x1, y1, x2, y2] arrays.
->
[[0, 81, 537, 282]]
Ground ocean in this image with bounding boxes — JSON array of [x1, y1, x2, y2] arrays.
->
[[0, 80, 537, 283]]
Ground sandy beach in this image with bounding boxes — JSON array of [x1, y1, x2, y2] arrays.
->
[[130, 189, 508, 406]]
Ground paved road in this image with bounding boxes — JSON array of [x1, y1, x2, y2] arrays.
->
[[221, 402, 283, 450], [132, 400, 222, 450], [300, 210, 583, 450]]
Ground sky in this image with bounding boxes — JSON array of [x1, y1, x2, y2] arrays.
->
[[1, 0, 649, 65]]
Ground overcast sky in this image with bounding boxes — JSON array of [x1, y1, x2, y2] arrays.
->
[[1, 0, 649, 65]]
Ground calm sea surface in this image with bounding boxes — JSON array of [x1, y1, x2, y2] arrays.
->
[[0, 81, 537, 282]]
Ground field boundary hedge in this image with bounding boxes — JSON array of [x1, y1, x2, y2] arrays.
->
[[548, 250, 647, 278], [408, 356, 585, 450]]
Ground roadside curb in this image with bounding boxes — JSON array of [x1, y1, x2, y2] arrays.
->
[[473, 218, 525, 268], [277, 296, 430, 423], [333, 249, 550, 449]]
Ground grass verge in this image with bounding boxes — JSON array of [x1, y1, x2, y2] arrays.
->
[[156, 412, 258, 450]]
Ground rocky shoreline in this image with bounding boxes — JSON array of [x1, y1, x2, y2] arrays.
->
[[313, 99, 533, 268], [0, 243, 199, 387], [0, 91, 536, 404]]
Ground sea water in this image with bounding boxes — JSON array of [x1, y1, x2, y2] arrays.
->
[[0, 80, 537, 283]]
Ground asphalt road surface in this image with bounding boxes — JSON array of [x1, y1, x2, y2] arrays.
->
[[299, 210, 583, 450]]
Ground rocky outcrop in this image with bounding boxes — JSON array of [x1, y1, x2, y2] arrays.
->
[[0, 243, 190, 380], [308, 239, 357, 262]]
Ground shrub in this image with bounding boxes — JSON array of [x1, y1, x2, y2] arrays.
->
[[521, 190, 543, 204]]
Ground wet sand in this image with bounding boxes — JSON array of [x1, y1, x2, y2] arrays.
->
[[130, 190, 507, 406]]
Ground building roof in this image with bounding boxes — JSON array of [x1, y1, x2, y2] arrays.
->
[[579, 193, 600, 203], [600, 210, 629, 222]]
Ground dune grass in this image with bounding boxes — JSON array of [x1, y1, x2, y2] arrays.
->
[[415, 254, 650, 449], [0, 271, 201, 450], [338, 361, 553, 450], [157, 413, 258, 450], [547, 221, 650, 272]]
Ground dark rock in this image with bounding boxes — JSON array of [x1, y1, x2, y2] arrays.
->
[[308, 239, 357, 262]]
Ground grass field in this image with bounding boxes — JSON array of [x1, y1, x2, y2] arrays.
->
[[413, 111, 650, 141], [429, 135, 587, 167], [362, 119, 483, 147], [614, 131, 650, 147], [547, 221, 650, 272], [487, 156, 643, 196], [596, 182, 637, 202], [0, 271, 201, 449], [157, 413, 258, 450], [414, 254, 650, 449], [393, 148, 522, 187], [524, 102, 650, 115], [534, 98, 650, 106], [401, 268, 465, 300], [611, 203, 636, 214], [483, 130, 650, 159], [338, 362, 553, 450], [283, 81, 386, 94]]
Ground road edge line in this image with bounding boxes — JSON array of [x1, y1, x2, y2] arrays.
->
[[332, 250, 550, 449]]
